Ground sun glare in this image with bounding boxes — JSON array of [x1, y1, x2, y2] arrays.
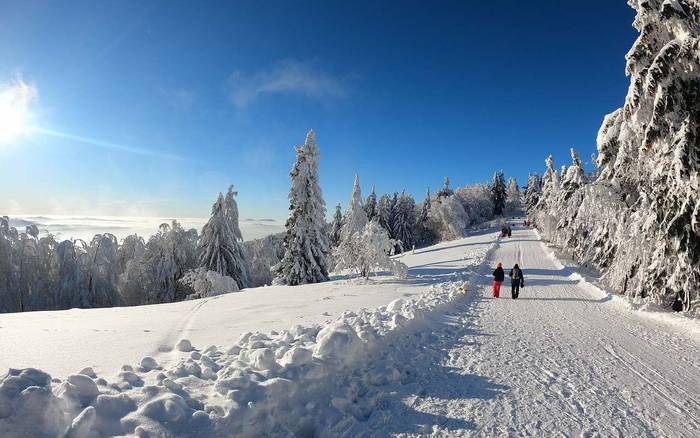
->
[[0, 79, 36, 144]]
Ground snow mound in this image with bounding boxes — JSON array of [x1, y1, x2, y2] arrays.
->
[[0, 279, 471, 437]]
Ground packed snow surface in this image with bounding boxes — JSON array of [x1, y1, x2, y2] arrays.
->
[[2, 224, 699, 437]]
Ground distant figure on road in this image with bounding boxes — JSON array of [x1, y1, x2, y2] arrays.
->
[[509, 264, 524, 299], [492, 262, 505, 298]]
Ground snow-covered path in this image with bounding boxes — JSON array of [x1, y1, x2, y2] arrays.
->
[[380, 225, 700, 437]]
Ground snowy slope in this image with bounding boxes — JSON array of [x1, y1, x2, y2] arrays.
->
[[0, 228, 496, 380], [2, 224, 699, 437]]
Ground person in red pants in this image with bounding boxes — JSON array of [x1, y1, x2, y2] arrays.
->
[[492, 262, 505, 298]]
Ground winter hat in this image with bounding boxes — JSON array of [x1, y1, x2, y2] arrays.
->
[[497, 262, 502, 267]]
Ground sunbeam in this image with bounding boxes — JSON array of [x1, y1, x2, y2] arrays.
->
[[34, 126, 183, 160]]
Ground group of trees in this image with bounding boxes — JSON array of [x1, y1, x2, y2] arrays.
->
[[0, 185, 253, 313], [528, 0, 700, 312], [270, 130, 523, 286], [0, 128, 523, 311], [0, 217, 201, 312]]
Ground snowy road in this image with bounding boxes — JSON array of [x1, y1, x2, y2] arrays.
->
[[378, 225, 700, 437]]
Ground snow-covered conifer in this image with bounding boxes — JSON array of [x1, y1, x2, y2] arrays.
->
[[535, 1, 700, 311], [198, 188, 249, 289], [416, 189, 435, 246], [524, 173, 542, 211], [364, 187, 377, 222], [436, 176, 454, 199], [376, 194, 392, 234], [506, 177, 521, 213], [490, 171, 507, 215], [273, 130, 330, 285], [341, 175, 368, 238], [334, 176, 369, 272], [328, 204, 343, 247], [393, 191, 417, 253]]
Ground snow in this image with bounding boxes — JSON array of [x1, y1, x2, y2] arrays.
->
[[0, 228, 496, 380], [1, 223, 699, 436]]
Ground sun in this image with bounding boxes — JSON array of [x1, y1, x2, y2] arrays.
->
[[0, 79, 37, 144]]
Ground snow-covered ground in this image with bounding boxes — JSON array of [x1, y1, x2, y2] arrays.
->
[[2, 223, 699, 437], [0, 227, 495, 380]]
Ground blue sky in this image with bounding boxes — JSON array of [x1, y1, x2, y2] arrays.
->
[[0, 0, 637, 220]]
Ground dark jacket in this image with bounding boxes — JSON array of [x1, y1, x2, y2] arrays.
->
[[493, 267, 505, 282], [509, 267, 524, 285]]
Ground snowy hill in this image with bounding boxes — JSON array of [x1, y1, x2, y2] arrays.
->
[[1, 223, 699, 437]]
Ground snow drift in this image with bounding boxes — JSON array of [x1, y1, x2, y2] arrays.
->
[[0, 279, 472, 437]]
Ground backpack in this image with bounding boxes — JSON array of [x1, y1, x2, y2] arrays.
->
[[512, 268, 521, 280]]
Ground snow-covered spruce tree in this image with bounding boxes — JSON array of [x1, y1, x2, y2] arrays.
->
[[538, 1, 700, 311], [376, 193, 393, 234], [328, 203, 343, 247], [506, 177, 521, 213], [490, 171, 507, 215], [364, 187, 378, 222], [273, 130, 330, 285], [388, 192, 400, 241], [198, 188, 249, 290], [524, 173, 542, 211], [342, 175, 369, 237], [334, 175, 369, 272], [435, 176, 454, 199], [559, 148, 586, 202], [416, 189, 435, 246], [533, 155, 561, 236], [393, 191, 417, 253], [334, 221, 407, 279]]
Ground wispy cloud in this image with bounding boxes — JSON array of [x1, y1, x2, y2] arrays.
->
[[226, 59, 348, 108]]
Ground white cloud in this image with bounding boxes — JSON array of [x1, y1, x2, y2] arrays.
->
[[5, 215, 284, 242], [227, 59, 347, 108]]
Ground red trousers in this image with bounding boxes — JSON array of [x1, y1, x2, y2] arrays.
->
[[492, 281, 502, 298]]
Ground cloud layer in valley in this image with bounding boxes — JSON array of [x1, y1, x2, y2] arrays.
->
[[6, 215, 284, 243]]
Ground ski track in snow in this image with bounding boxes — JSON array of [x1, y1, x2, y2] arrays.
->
[[376, 225, 700, 437]]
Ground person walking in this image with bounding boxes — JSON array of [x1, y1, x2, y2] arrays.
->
[[492, 262, 505, 298], [509, 263, 524, 299]]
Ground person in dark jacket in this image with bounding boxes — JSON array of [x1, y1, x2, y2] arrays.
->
[[507, 226, 512, 238], [509, 264, 524, 299], [492, 262, 505, 298]]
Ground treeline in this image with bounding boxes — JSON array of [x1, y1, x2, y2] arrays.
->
[[527, 1, 700, 313], [0, 135, 522, 312], [271, 130, 522, 285]]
